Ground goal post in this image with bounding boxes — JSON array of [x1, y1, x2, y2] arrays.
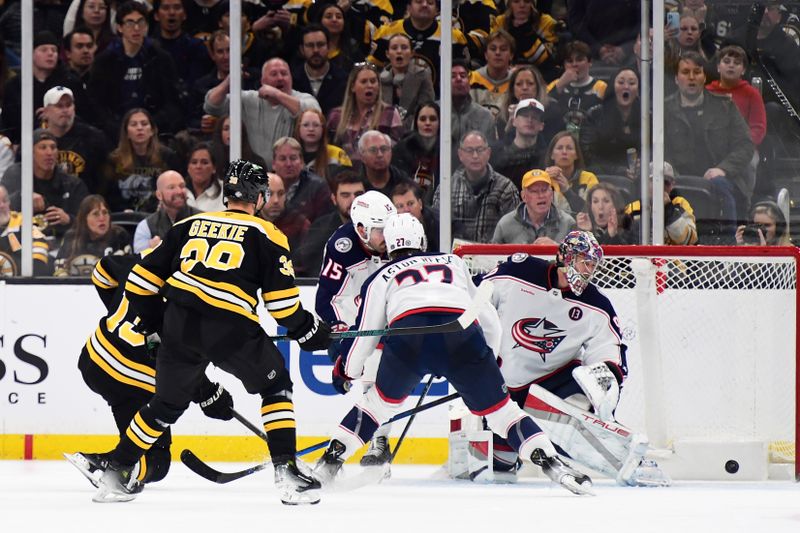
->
[[454, 244, 800, 481]]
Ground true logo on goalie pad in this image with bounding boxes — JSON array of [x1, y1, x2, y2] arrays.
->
[[511, 317, 566, 361]]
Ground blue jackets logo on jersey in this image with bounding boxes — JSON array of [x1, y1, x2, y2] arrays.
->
[[511, 317, 566, 362]]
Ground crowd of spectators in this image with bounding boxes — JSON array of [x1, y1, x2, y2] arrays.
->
[[1, 0, 799, 279]]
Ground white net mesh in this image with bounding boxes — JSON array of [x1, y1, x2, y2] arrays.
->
[[457, 245, 797, 465]]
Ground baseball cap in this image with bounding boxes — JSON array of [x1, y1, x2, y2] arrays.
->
[[514, 98, 545, 119], [33, 129, 58, 146], [43, 86, 74, 107], [649, 161, 676, 182], [521, 169, 552, 189]]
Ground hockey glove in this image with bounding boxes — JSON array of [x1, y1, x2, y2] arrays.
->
[[289, 312, 333, 352], [331, 356, 352, 395], [198, 382, 234, 421], [327, 322, 350, 363], [572, 362, 620, 422]]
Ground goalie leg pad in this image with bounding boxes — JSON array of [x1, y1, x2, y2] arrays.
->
[[483, 397, 557, 459], [525, 385, 648, 484]]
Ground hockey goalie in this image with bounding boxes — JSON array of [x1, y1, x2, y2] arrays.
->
[[449, 230, 670, 487]]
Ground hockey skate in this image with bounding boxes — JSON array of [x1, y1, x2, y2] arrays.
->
[[274, 457, 321, 505], [360, 435, 391, 466], [313, 439, 346, 486], [92, 460, 143, 503], [531, 449, 594, 496], [628, 459, 672, 487], [64, 451, 110, 488]]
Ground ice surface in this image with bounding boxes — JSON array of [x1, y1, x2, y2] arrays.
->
[[1, 460, 799, 533]]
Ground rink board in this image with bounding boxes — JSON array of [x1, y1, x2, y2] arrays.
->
[[0, 281, 449, 462]]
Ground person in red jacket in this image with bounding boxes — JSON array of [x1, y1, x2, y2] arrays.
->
[[706, 45, 767, 197]]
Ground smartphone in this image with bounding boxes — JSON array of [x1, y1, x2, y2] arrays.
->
[[666, 12, 680, 32]]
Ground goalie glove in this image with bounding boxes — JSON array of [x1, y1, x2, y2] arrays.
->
[[197, 382, 234, 421], [572, 362, 620, 422]]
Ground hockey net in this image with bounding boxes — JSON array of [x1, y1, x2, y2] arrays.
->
[[455, 244, 799, 481]]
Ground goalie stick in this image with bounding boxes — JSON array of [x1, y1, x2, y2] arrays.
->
[[182, 390, 462, 484], [270, 280, 495, 342]]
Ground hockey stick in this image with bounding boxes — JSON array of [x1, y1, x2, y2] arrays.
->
[[390, 375, 435, 462], [183, 391, 463, 484], [231, 408, 269, 444], [270, 280, 494, 342], [180, 440, 330, 484]]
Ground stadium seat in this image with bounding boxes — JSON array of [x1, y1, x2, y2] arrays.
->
[[111, 211, 148, 240], [596, 174, 637, 204]]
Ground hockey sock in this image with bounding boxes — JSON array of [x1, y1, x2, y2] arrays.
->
[[507, 416, 557, 459], [261, 393, 296, 459], [112, 398, 184, 467], [338, 406, 380, 446]]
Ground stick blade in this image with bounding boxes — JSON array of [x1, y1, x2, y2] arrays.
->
[[180, 449, 266, 484], [457, 280, 494, 329]]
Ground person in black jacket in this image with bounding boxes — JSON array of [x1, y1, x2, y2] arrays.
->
[[291, 24, 348, 117], [87, 2, 184, 141]]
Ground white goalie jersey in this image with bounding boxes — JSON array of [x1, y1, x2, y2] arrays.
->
[[342, 252, 502, 379], [481, 253, 627, 389]]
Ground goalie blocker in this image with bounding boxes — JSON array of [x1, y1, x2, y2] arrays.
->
[[448, 385, 671, 487]]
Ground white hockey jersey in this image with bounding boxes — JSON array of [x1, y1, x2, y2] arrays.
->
[[342, 252, 501, 379], [315, 223, 389, 325], [482, 253, 627, 389]]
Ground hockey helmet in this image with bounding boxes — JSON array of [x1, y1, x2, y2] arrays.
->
[[557, 230, 603, 295], [350, 190, 397, 246], [223, 159, 268, 205], [383, 213, 427, 256]]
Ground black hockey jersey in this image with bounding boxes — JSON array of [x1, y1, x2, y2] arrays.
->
[[124, 210, 309, 334]]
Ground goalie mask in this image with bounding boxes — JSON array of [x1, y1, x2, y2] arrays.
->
[[383, 213, 427, 256], [223, 159, 268, 205], [350, 190, 397, 248], [557, 230, 603, 296]]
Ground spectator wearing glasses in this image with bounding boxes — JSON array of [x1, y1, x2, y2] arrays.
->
[[357, 130, 411, 197], [434, 130, 518, 243], [88, 1, 184, 140], [291, 24, 348, 118]]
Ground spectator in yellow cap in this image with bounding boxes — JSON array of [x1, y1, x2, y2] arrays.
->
[[492, 168, 575, 244]]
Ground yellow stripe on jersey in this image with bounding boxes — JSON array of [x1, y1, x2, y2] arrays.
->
[[126, 264, 165, 295], [262, 287, 301, 319], [269, 302, 301, 320], [92, 261, 117, 290], [185, 271, 258, 308], [166, 275, 261, 323], [86, 329, 155, 393]]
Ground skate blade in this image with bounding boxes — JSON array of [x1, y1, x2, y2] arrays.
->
[[324, 463, 390, 493], [63, 452, 102, 488], [92, 485, 138, 503], [561, 477, 595, 496], [280, 488, 321, 505]]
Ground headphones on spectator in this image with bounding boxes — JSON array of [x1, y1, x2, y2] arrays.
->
[[750, 200, 787, 235]]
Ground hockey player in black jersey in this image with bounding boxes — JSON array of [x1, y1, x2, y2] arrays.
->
[[91, 160, 332, 505], [64, 252, 236, 492]]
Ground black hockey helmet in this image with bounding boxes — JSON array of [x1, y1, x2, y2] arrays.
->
[[223, 159, 268, 205]]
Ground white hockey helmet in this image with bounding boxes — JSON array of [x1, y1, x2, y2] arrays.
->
[[383, 213, 427, 256], [350, 190, 397, 246]]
